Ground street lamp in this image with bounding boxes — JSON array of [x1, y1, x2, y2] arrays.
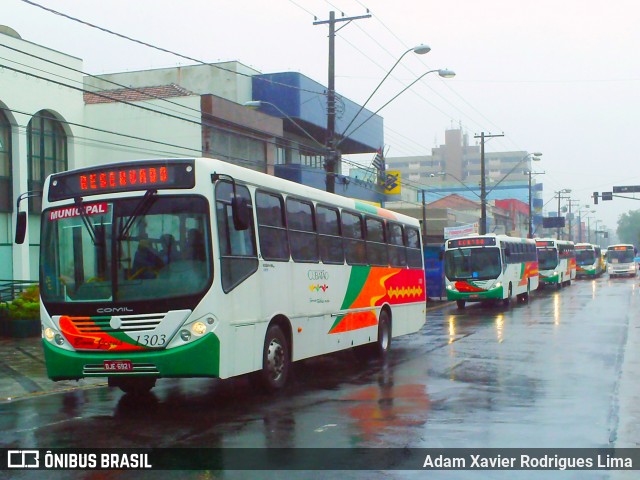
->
[[555, 189, 572, 239], [338, 44, 432, 143], [338, 68, 456, 144]]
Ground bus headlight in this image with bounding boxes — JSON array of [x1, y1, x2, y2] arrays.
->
[[44, 328, 55, 341], [446, 284, 455, 291], [191, 321, 207, 336], [552, 271, 558, 276], [54, 334, 65, 346], [180, 330, 191, 341], [494, 282, 502, 289]]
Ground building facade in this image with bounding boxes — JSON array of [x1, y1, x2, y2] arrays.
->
[[1, 27, 384, 281]]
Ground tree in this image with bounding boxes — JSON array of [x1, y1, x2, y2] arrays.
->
[[616, 210, 640, 245]]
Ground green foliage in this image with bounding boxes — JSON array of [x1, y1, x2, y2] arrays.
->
[[5, 286, 40, 320], [617, 210, 640, 246]]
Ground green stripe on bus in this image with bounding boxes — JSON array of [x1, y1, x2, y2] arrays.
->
[[329, 266, 371, 331]]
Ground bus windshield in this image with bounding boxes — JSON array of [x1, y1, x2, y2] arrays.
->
[[537, 247, 558, 270], [40, 195, 212, 304], [607, 249, 635, 264], [444, 247, 502, 280], [576, 249, 596, 266]]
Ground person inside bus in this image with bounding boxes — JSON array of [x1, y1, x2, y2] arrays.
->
[[131, 238, 164, 279], [159, 233, 180, 264], [185, 228, 206, 262]]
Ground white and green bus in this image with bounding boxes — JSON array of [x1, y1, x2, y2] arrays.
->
[[535, 238, 576, 288], [444, 234, 539, 309], [15, 158, 427, 394], [574, 243, 603, 278]]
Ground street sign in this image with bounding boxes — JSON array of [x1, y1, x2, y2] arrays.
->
[[542, 217, 565, 228], [602, 192, 613, 201], [613, 185, 640, 193]]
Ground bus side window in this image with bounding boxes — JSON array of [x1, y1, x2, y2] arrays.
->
[[405, 227, 422, 268], [317, 204, 344, 264], [342, 211, 366, 265], [365, 216, 388, 266], [286, 197, 318, 263], [387, 222, 407, 267], [215, 181, 258, 293], [256, 191, 290, 262]]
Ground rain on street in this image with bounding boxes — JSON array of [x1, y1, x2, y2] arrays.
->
[[2, 275, 639, 479]]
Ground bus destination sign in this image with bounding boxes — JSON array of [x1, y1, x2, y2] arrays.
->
[[448, 237, 496, 248], [47, 160, 196, 202], [536, 240, 555, 247], [611, 245, 633, 251]]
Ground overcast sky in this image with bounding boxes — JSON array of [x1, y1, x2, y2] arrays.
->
[[4, 0, 640, 232]]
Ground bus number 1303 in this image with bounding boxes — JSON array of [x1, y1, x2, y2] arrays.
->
[[135, 334, 167, 347]]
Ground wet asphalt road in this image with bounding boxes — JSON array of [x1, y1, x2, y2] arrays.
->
[[1, 275, 639, 479]]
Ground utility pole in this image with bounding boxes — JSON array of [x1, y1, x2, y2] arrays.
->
[[568, 199, 579, 241], [314, 11, 371, 193], [475, 132, 504, 234]]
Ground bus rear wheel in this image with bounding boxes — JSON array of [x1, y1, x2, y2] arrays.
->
[[254, 325, 290, 392], [375, 310, 392, 358]]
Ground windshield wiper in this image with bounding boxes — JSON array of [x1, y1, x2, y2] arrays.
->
[[74, 197, 99, 245], [118, 189, 157, 240]]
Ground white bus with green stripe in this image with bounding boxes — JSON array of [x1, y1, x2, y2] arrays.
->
[[444, 234, 539, 309], [16, 158, 427, 395]]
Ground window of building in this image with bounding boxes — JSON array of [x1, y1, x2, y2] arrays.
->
[[0, 111, 11, 212], [209, 127, 266, 172], [27, 111, 67, 212]]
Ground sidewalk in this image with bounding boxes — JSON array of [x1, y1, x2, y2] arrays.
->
[[0, 336, 105, 403]]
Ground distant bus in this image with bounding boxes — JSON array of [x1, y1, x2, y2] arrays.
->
[[444, 234, 539, 309], [606, 244, 637, 277], [574, 243, 603, 278], [15, 158, 427, 395], [535, 239, 576, 288]]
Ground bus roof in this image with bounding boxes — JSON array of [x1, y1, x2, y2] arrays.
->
[[45, 157, 420, 226]]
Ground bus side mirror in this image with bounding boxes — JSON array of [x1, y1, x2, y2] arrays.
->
[[15, 211, 27, 244], [232, 197, 251, 231]]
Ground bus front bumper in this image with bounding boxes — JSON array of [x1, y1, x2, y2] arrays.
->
[[43, 333, 221, 381], [540, 273, 560, 285], [446, 285, 504, 301]]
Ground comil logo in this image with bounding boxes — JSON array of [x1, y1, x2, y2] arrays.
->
[[8, 450, 39, 468]]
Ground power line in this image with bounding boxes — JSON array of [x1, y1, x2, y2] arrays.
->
[[19, 0, 328, 97]]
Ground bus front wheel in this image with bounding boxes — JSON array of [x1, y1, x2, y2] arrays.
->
[[456, 300, 466, 309], [502, 285, 512, 307], [255, 325, 290, 392]]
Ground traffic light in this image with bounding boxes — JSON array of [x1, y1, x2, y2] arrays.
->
[[593, 192, 599, 204]]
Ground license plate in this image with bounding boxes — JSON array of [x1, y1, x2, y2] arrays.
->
[[103, 360, 132, 372], [470, 294, 480, 299]]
